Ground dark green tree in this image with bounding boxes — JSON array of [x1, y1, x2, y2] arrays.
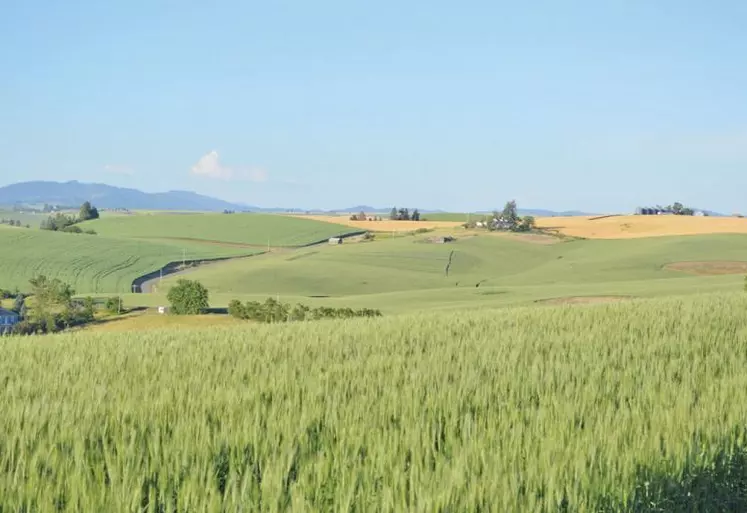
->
[[79, 201, 100, 222], [389, 207, 398, 221], [501, 200, 519, 229], [167, 279, 210, 315], [412, 209, 421, 221]]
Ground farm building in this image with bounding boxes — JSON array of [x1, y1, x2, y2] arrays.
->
[[328, 237, 343, 245], [430, 236, 455, 244], [0, 308, 20, 334]]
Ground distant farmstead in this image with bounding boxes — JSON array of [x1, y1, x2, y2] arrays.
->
[[0, 308, 20, 334], [328, 237, 343, 245]]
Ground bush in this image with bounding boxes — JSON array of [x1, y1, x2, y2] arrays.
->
[[167, 279, 209, 315], [227, 299, 247, 319], [61, 225, 83, 234], [515, 216, 536, 232], [105, 296, 123, 314]]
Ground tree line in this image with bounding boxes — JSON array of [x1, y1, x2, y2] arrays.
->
[[389, 208, 421, 221], [228, 297, 382, 323], [637, 202, 701, 216], [0, 219, 28, 228], [165, 279, 382, 322]]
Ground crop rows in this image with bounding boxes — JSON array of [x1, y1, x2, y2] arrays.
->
[[1, 294, 746, 511], [0, 229, 251, 293]]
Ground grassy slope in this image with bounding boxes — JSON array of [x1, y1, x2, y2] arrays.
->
[[154, 231, 747, 310], [0, 227, 253, 293], [2, 294, 747, 510], [80, 212, 359, 247]]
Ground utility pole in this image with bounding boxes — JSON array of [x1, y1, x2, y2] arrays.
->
[[182, 249, 186, 266]]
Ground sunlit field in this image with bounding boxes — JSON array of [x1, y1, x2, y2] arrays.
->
[[2, 294, 747, 511]]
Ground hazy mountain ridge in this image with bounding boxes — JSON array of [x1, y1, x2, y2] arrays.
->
[[0, 180, 712, 216]]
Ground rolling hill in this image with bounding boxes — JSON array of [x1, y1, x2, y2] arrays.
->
[[0, 226, 254, 293], [149, 230, 747, 311], [80, 212, 359, 247]]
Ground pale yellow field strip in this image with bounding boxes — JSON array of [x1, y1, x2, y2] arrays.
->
[[535, 215, 747, 239], [287, 215, 463, 232]]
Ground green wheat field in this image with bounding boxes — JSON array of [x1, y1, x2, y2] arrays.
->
[[2, 293, 746, 511]]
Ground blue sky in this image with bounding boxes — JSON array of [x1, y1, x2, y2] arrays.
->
[[1, 1, 746, 213]]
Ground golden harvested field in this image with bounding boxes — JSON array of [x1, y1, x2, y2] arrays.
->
[[535, 215, 747, 239], [287, 214, 463, 232]]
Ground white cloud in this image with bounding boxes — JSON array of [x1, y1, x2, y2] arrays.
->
[[190, 151, 267, 182], [103, 164, 134, 176]]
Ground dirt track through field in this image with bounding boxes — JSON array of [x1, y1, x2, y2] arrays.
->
[[664, 261, 747, 275], [537, 296, 633, 305]]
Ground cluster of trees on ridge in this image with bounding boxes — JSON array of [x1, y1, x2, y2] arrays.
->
[[465, 200, 536, 233], [637, 202, 702, 216], [40, 201, 99, 233], [390, 207, 421, 221]]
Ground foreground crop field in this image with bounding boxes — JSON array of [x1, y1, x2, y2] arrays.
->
[[536, 214, 747, 239], [0, 228, 253, 293], [2, 294, 747, 511], [81, 213, 359, 247]]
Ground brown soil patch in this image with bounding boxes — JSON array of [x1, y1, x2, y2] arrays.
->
[[665, 261, 747, 275], [537, 295, 632, 305]]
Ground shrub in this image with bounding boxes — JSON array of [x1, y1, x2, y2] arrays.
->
[[105, 296, 123, 314], [61, 225, 83, 234], [228, 299, 247, 319]]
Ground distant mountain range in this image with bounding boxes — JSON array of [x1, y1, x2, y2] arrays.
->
[[2, 180, 719, 217], [0, 181, 251, 212]]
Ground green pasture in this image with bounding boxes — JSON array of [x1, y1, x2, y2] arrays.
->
[[0, 228, 254, 294], [80, 212, 359, 247], [153, 231, 747, 309], [2, 294, 747, 510]]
